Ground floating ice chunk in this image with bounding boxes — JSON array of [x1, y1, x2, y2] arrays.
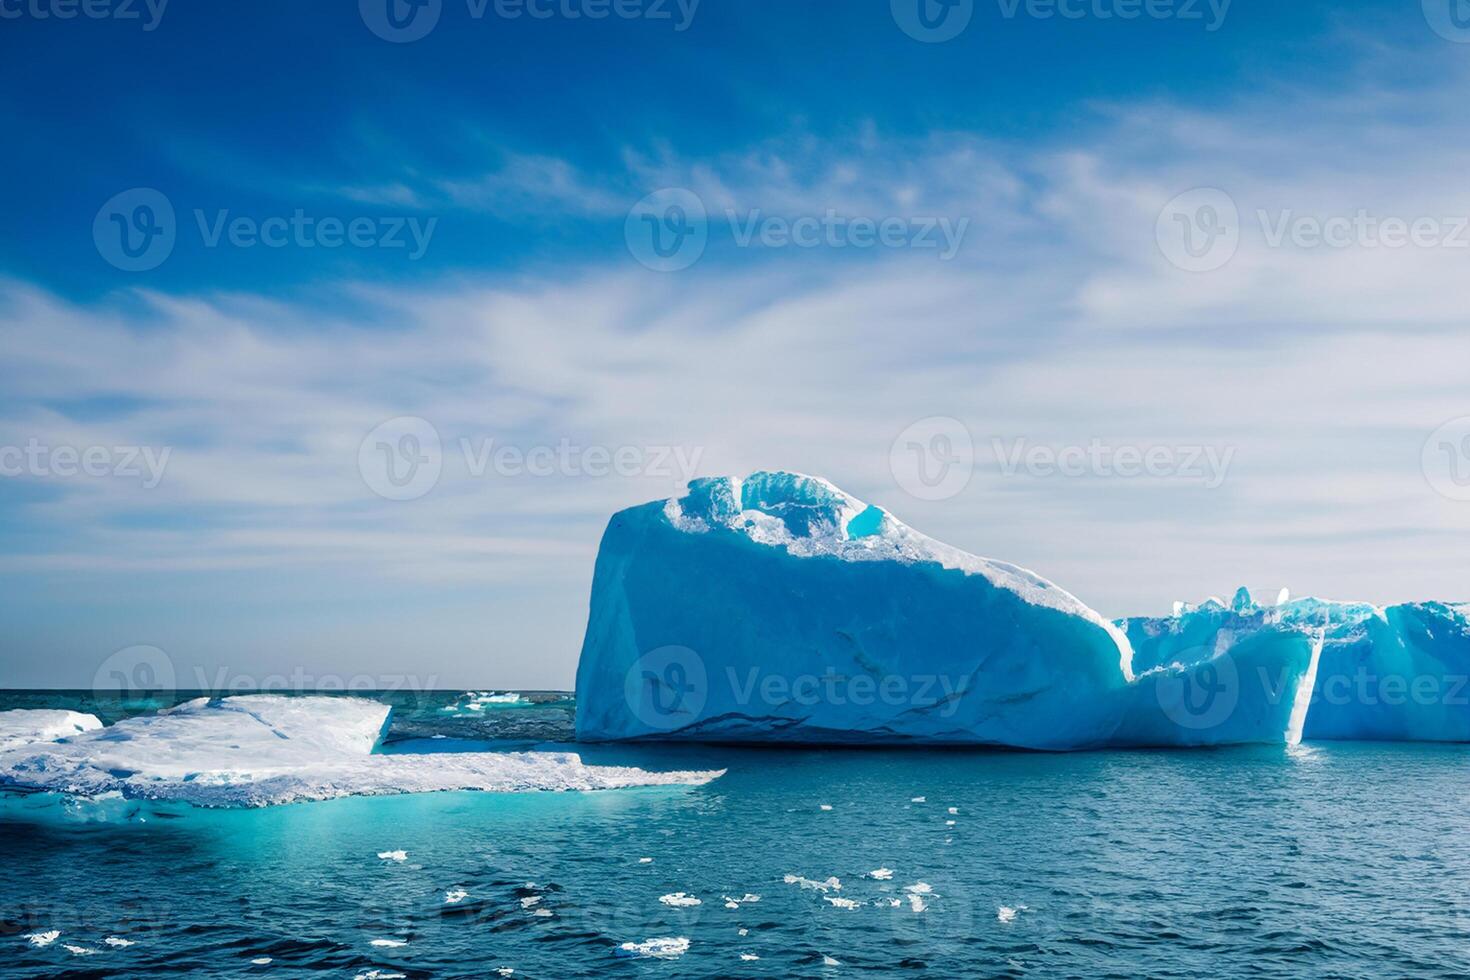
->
[[658, 892, 701, 907], [905, 882, 932, 912], [740, 952, 761, 960], [868, 868, 894, 880], [63, 944, 97, 955], [824, 896, 862, 909], [0, 709, 102, 752], [378, 850, 408, 862], [722, 893, 760, 908], [251, 957, 272, 965], [444, 888, 468, 904], [997, 904, 1026, 922], [24, 931, 59, 948], [910, 796, 926, 803], [906, 894, 928, 912], [945, 819, 956, 826], [823, 954, 842, 965], [638, 857, 653, 863], [354, 971, 406, 980], [947, 807, 958, 815], [530, 908, 553, 917], [818, 803, 832, 810], [738, 928, 748, 937], [496, 970, 514, 977], [520, 895, 542, 909], [784, 874, 840, 892], [104, 937, 135, 948], [0, 695, 724, 807], [616, 937, 689, 959], [369, 938, 408, 948]]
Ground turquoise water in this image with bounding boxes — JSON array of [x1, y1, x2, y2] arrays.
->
[[4, 691, 1469, 978]]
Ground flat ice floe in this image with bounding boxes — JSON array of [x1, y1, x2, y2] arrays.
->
[[0, 709, 102, 752], [0, 695, 722, 808]]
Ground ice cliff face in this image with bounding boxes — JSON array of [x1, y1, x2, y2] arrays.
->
[[574, 472, 1335, 749]]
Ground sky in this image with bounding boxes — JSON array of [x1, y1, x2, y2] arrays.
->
[[2, 0, 1469, 689]]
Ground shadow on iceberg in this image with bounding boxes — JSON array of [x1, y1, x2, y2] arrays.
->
[[574, 472, 1345, 751]]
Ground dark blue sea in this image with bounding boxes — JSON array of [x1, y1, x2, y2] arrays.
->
[[3, 690, 1467, 978]]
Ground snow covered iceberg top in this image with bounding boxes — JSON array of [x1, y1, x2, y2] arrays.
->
[[0, 709, 103, 753], [665, 471, 1131, 670]]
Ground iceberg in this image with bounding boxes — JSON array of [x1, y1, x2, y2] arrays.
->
[[573, 472, 1325, 749], [0, 709, 103, 752], [0, 695, 722, 807]]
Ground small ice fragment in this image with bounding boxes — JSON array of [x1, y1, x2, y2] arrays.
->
[[947, 807, 958, 815], [531, 908, 553, 917], [104, 937, 136, 948], [906, 882, 932, 894], [738, 928, 749, 937], [906, 883, 932, 912], [997, 905, 1026, 923], [659, 892, 701, 907], [25, 931, 60, 948], [377, 850, 407, 862], [444, 888, 468, 904], [823, 954, 842, 966], [251, 958, 273, 965], [868, 868, 894, 880], [63, 945, 97, 955], [369, 938, 408, 948], [907, 893, 928, 912], [910, 796, 925, 803], [616, 937, 689, 959], [824, 896, 861, 909], [1276, 587, 1291, 605], [354, 972, 407, 980], [945, 819, 956, 826], [520, 895, 541, 909], [740, 953, 761, 961], [638, 857, 653, 863], [818, 803, 832, 811], [496, 970, 514, 977]]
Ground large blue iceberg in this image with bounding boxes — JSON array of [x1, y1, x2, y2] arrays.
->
[[572, 472, 1445, 750]]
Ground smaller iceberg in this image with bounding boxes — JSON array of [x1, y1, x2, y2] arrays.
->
[[0, 695, 722, 807], [0, 709, 103, 752]]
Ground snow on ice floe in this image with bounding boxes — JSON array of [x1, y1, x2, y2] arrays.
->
[[575, 472, 1469, 748], [616, 937, 689, 959], [867, 868, 894, 880], [0, 709, 102, 752], [658, 892, 701, 907], [0, 695, 723, 807]]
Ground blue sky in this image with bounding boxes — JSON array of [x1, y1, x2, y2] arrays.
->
[[2, 0, 1469, 688]]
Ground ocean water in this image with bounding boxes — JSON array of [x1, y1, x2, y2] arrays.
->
[[3, 691, 1469, 978]]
